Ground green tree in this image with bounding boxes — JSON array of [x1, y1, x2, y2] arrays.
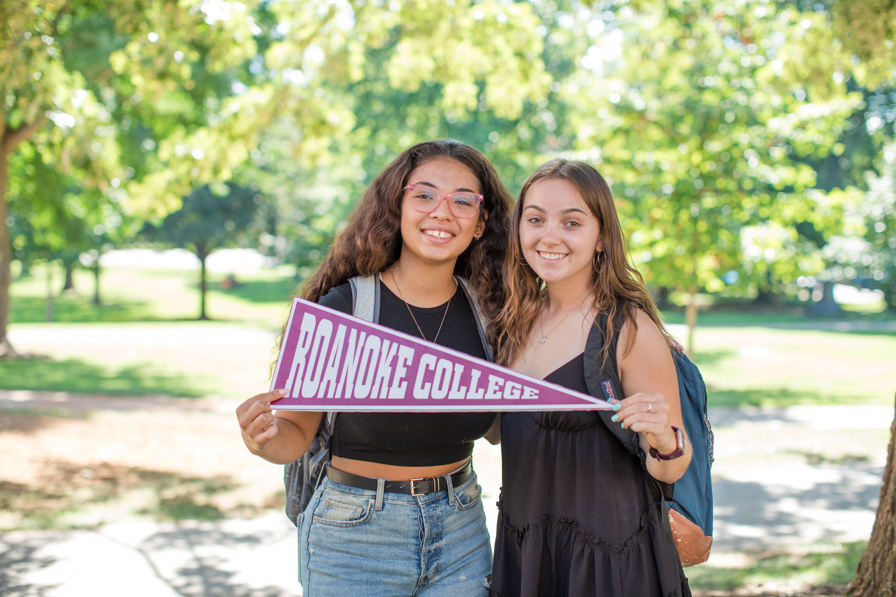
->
[[236, 0, 555, 274], [143, 183, 262, 320], [0, 0, 261, 353], [567, 0, 862, 352], [3, 0, 556, 353]]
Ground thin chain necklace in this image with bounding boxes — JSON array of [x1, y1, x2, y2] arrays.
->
[[390, 267, 455, 343], [538, 293, 592, 345]]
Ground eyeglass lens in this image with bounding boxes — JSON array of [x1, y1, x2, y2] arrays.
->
[[407, 185, 480, 218]]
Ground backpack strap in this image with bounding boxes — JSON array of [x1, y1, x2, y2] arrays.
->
[[313, 274, 382, 471], [583, 310, 641, 457], [584, 308, 673, 502], [349, 273, 380, 323], [454, 276, 494, 362]]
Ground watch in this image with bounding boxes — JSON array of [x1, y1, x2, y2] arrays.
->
[[649, 426, 685, 461]]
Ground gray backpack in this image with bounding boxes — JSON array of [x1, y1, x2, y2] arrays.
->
[[284, 273, 491, 525]]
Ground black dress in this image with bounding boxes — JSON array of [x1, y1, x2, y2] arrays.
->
[[490, 354, 691, 597]]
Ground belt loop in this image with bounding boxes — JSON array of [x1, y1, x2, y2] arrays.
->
[[375, 477, 385, 511], [445, 472, 456, 506]]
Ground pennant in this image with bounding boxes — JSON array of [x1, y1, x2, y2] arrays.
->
[[270, 298, 611, 412]]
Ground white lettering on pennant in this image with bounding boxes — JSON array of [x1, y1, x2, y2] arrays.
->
[[354, 335, 381, 398], [318, 324, 347, 398], [370, 340, 398, 399], [414, 354, 437, 399], [336, 329, 367, 398], [388, 345, 415, 399], [286, 312, 317, 398], [466, 369, 486, 399], [522, 386, 539, 399], [431, 358, 452, 399], [301, 319, 333, 398], [485, 375, 504, 400], [447, 364, 467, 399], [503, 381, 521, 399]]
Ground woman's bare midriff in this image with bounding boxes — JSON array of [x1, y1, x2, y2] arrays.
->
[[330, 456, 469, 481]]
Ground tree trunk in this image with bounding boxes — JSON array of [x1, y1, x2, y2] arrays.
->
[[0, 149, 12, 355], [883, 274, 896, 313], [197, 246, 209, 321], [1, 114, 46, 357], [45, 262, 54, 322], [685, 287, 698, 356], [812, 280, 843, 316], [847, 392, 896, 596], [93, 260, 101, 306], [61, 261, 75, 294]]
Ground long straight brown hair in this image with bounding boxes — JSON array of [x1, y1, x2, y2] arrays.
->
[[492, 159, 673, 368], [301, 139, 513, 320]]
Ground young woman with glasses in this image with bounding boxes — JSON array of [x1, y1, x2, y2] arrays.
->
[[487, 160, 692, 597], [236, 140, 512, 596]]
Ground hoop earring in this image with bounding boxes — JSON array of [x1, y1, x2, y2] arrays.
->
[[593, 251, 605, 273]]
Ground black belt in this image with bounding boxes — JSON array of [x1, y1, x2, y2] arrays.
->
[[323, 461, 472, 496]]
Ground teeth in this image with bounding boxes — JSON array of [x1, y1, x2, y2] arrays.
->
[[424, 230, 454, 239], [539, 251, 565, 260]]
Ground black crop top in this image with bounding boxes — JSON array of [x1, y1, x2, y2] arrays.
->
[[318, 280, 496, 467]]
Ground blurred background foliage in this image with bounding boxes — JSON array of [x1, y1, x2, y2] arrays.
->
[[2, 0, 895, 352]]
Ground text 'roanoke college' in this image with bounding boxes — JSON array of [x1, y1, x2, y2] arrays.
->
[[284, 312, 540, 401]]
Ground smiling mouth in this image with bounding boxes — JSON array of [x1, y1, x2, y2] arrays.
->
[[538, 251, 566, 261], [423, 229, 455, 240]]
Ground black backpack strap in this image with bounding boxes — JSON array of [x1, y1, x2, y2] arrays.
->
[[584, 308, 673, 502]]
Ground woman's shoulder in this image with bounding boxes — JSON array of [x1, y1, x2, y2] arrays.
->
[[318, 283, 353, 315]]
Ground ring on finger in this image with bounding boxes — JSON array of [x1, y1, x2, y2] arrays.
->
[[647, 403, 652, 413]]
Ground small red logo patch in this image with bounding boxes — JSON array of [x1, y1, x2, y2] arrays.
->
[[602, 380, 616, 401]]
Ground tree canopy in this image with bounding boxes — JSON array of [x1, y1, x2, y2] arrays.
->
[[3, 0, 895, 353]]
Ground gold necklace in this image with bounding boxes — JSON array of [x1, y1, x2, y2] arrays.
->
[[390, 267, 455, 343], [538, 293, 591, 345]]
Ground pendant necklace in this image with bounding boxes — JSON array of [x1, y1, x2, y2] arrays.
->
[[538, 293, 591, 344], [390, 266, 455, 343]]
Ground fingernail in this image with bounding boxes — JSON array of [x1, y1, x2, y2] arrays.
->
[[611, 402, 621, 412], [620, 422, 626, 429], [276, 388, 288, 396], [611, 414, 619, 422]]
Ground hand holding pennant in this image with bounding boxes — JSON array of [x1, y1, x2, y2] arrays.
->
[[270, 298, 612, 412]]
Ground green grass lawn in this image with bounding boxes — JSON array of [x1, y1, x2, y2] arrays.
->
[[7, 263, 896, 405], [10, 263, 298, 326], [691, 327, 896, 407]]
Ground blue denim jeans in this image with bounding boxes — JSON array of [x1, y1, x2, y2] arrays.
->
[[298, 468, 491, 596]]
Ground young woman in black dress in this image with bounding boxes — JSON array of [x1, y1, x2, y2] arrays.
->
[[489, 159, 692, 596], [236, 140, 512, 596]]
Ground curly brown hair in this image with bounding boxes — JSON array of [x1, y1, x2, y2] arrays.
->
[[301, 139, 512, 320], [491, 159, 674, 368]]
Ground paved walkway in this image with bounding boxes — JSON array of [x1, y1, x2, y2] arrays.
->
[[2, 394, 892, 596]]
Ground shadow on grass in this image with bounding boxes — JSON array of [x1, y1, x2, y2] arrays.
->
[[10, 296, 160, 324], [707, 387, 873, 408], [0, 461, 240, 531], [688, 541, 865, 593], [0, 356, 215, 398]]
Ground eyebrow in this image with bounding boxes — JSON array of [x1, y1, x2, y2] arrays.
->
[[523, 204, 588, 216], [413, 181, 480, 194]]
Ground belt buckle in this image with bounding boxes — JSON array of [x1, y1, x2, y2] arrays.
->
[[409, 477, 427, 497]]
